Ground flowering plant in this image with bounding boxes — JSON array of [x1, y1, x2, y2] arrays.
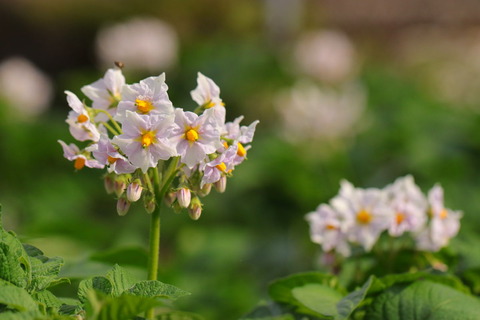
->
[[56, 67, 258, 318]]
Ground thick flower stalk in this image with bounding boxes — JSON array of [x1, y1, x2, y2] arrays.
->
[[306, 175, 462, 259], [58, 67, 259, 319]]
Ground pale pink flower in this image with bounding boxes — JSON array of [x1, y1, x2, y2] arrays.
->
[[191, 72, 226, 129], [416, 184, 461, 251], [89, 136, 136, 174], [65, 91, 101, 142], [115, 74, 174, 123], [170, 109, 222, 169], [224, 116, 259, 165], [331, 180, 393, 252], [385, 175, 428, 237], [200, 144, 237, 188], [305, 204, 351, 257], [112, 111, 176, 173], [81, 68, 125, 117], [58, 140, 104, 170]]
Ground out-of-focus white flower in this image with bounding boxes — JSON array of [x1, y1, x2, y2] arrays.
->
[[115, 73, 174, 123], [65, 91, 101, 142], [305, 204, 351, 257], [0, 57, 53, 119], [81, 67, 125, 117], [331, 180, 393, 252], [112, 111, 176, 173], [415, 184, 461, 251], [275, 81, 366, 143], [293, 30, 357, 83], [58, 140, 104, 170], [385, 175, 428, 237], [170, 109, 222, 169], [95, 17, 178, 72]]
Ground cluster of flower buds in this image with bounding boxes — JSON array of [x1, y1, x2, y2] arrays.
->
[[306, 176, 462, 257], [59, 67, 258, 219]]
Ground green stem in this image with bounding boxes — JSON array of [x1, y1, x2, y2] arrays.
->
[[145, 158, 180, 320], [100, 121, 121, 136], [95, 109, 123, 133]]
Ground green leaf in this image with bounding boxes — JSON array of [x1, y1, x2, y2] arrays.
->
[[240, 301, 292, 319], [0, 286, 37, 312], [369, 271, 471, 295], [366, 281, 480, 320], [32, 290, 63, 309], [291, 284, 343, 317], [0, 311, 43, 320], [105, 264, 137, 297], [0, 208, 31, 289], [336, 276, 374, 320], [0, 241, 30, 288], [27, 255, 66, 292], [268, 272, 345, 317], [127, 280, 190, 300], [78, 276, 113, 303]]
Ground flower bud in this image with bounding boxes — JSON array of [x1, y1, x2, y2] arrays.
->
[[126, 179, 143, 202], [188, 196, 202, 220], [176, 187, 191, 208], [198, 183, 212, 197], [164, 191, 177, 207], [116, 197, 130, 216], [144, 197, 156, 214], [214, 175, 227, 193], [104, 175, 115, 194], [114, 179, 126, 197]]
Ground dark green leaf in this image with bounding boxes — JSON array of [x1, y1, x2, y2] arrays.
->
[[336, 276, 374, 320], [105, 264, 137, 297], [78, 276, 113, 303]]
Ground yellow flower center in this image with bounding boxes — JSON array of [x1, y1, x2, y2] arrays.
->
[[356, 209, 372, 224], [237, 142, 247, 157], [141, 131, 156, 147], [440, 208, 448, 220], [135, 99, 154, 114], [216, 162, 227, 172], [396, 213, 405, 225], [204, 100, 216, 109], [185, 128, 199, 142], [107, 156, 118, 164], [77, 114, 88, 123], [325, 224, 337, 230], [74, 157, 86, 170]]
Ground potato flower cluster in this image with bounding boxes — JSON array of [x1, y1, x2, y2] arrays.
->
[[59, 67, 258, 219]]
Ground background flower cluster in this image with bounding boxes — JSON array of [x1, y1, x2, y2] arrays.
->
[[306, 176, 461, 257]]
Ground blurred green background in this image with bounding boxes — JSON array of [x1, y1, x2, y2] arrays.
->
[[2, 0, 480, 318]]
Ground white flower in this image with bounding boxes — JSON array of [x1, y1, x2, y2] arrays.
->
[[115, 74, 174, 123], [415, 184, 461, 251], [58, 140, 104, 170], [89, 135, 136, 174], [331, 180, 393, 252], [95, 17, 178, 72], [305, 204, 351, 257], [170, 109, 222, 168], [0, 57, 53, 119], [81, 68, 125, 117], [385, 175, 428, 236], [293, 30, 357, 83], [275, 81, 366, 143], [112, 111, 176, 173], [65, 91, 101, 142]]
